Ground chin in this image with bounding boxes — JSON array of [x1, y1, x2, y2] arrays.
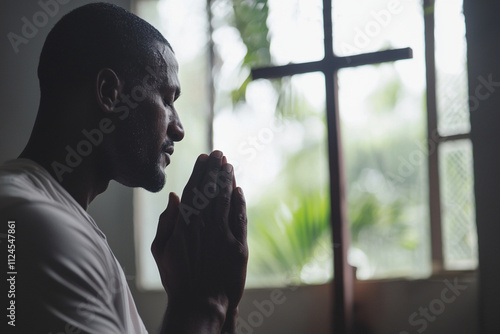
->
[[142, 165, 167, 193], [115, 163, 166, 192]]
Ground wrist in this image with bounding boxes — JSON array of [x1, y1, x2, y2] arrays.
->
[[164, 296, 228, 333], [221, 307, 238, 334]]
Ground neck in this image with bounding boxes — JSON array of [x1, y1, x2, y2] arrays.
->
[[19, 107, 111, 210]]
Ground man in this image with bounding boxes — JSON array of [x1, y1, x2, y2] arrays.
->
[[0, 3, 248, 333]]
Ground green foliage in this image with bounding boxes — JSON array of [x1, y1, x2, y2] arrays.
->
[[223, 0, 431, 283], [248, 190, 331, 280], [348, 192, 407, 245], [229, 0, 273, 105]]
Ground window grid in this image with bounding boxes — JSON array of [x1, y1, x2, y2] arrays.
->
[[424, 0, 475, 274]]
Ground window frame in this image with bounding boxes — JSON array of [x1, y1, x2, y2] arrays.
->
[[424, 0, 475, 274]]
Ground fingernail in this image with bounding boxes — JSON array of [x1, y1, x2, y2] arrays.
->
[[213, 150, 223, 158], [238, 188, 244, 196], [224, 163, 233, 173]]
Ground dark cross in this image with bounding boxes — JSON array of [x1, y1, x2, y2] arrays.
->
[[251, 2, 412, 333]]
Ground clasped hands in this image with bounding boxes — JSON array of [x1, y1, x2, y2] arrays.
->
[[151, 151, 248, 333]]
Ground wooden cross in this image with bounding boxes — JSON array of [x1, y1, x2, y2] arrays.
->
[[251, 1, 412, 333]]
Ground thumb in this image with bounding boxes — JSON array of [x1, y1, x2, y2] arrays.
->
[[152, 192, 180, 253]]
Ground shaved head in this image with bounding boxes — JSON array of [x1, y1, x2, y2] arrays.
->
[[38, 2, 172, 99]]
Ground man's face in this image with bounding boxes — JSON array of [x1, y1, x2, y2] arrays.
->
[[110, 42, 184, 192]]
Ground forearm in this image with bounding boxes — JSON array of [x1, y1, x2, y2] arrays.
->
[[159, 298, 227, 334]]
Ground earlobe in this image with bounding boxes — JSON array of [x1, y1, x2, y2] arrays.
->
[[96, 68, 121, 113]]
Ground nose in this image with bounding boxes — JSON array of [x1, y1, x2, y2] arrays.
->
[[168, 110, 185, 142]]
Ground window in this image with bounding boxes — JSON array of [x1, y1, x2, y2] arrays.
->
[[133, 0, 477, 290]]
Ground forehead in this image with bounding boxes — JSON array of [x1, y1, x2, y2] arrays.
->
[[154, 41, 179, 88]]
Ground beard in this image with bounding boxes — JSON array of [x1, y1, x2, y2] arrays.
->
[[111, 115, 170, 192], [112, 145, 167, 193], [138, 152, 167, 193], [143, 164, 166, 192]]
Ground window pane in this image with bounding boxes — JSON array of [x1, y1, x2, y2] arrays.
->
[[267, 0, 324, 64], [435, 0, 470, 136], [134, 0, 210, 290], [211, 0, 324, 68], [212, 1, 331, 287], [214, 73, 332, 287], [439, 139, 477, 270], [333, 0, 423, 57], [338, 62, 430, 279]]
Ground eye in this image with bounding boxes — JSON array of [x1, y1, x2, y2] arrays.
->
[[162, 88, 181, 107], [163, 95, 174, 107]]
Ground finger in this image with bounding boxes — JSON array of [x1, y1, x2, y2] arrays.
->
[[152, 192, 180, 255], [211, 163, 234, 234], [198, 150, 224, 207], [229, 187, 247, 245], [181, 154, 209, 203]]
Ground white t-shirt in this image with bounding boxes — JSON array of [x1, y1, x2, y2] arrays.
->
[[0, 159, 148, 333]]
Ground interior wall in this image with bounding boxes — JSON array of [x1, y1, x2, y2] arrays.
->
[[464, 1, 500, 333], [0, 1, 481, 333], [233, 275, 478, 334]]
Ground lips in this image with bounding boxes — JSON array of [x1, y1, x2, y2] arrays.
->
[[163, 146, 174, 155], [161, 145, 174, 166]]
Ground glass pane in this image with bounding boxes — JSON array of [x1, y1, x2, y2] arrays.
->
[[439, 140, 477, 270], [211, 0, 324, 68], [211, 1, 331, 287], [214, 73, 332, 287], [435, 0, 470, 136], [267, 0, 324, 64], [333, 0, 423, 57], [134, 0, 210, 290], [338, 62, 430, 279]]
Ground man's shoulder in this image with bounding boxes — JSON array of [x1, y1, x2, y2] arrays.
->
[[0, 159, 106, 245], [1, 200, 85, 231], [1, 202, 111, 267], [0, 159, 55, 210], [6, 203, 127, 334]]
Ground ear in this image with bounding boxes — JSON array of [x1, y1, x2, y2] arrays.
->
[[96, 68, 122, 113]]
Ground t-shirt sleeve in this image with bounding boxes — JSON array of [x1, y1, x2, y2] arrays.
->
[[4, 202, 127, 334]]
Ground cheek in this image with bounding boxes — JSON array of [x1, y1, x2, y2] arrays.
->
[[142, 107, 169, 154], [153, 108, 169, 136]]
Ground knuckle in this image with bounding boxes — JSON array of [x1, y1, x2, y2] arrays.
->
[[237, 212, 247, 224], [234, 243, 249, 261], [220, 194, 231, 208], [217, 172, 231, 187], [228, 239, 247, 256]]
